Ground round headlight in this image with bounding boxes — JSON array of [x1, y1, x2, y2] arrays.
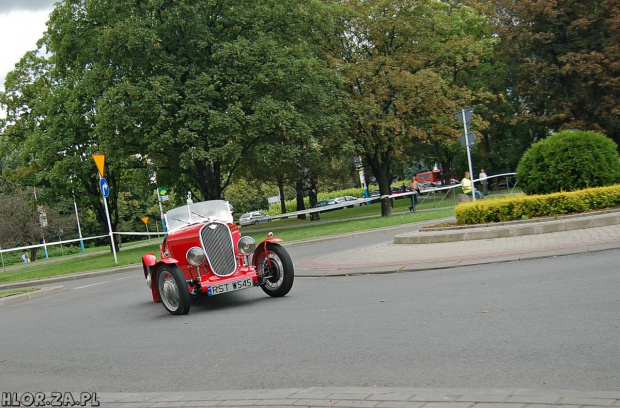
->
[[238, 236, 256, 255], [186, 247, 206, 266]]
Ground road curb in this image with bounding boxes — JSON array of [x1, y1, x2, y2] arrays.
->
[[295, 243, 620, 278], [0, 264, 139, 292], [283, 217, 456, 247], [394, 209, 620, 244], [0, 285, 65, 308]]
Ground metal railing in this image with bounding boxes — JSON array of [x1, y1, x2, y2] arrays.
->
[[0, 173, 518, 269]]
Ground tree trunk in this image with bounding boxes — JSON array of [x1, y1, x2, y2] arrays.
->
[[307, 173, 320, 221], [195, 160, 222, 200], [277, 177, 287, 215], [295, 178, 307, 220], [364, 152, 393, 217]]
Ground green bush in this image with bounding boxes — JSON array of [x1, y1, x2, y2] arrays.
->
[[225, 179, 270, 215], [455, 185, 620, 224], [516, 130, 620, 195]]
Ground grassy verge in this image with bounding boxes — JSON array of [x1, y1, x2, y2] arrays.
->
[[243, 207, 455, 242], [0, 288, 38, 297], [0, 202, 454, 284], [0, 244, 161, 284]]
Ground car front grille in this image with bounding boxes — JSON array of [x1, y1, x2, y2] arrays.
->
[[200, 222, 236, 277]]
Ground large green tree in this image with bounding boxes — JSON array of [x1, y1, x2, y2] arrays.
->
[[82, 0, 345, 202], [1, 0, 346, 242], [333, 0, 496, 216], [495, 0, 620, 146]]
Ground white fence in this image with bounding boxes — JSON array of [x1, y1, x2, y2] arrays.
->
[[0, 172, 517, 266]]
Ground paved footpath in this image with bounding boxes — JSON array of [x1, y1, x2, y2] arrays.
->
[[89, 387, 620, 407], [2, 210, 620, 407], [295, 210, 620, 276]]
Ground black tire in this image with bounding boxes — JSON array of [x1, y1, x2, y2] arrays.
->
[[156, 265, 191, 315], [254, 243, 294, 297]]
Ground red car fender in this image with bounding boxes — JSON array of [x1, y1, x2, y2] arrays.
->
[[252, 237, 283, 269], [142, 253, 158, 279], [142, 254, 181, 303]]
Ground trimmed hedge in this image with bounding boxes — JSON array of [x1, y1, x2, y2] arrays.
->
[[455, 185, 620, 224]]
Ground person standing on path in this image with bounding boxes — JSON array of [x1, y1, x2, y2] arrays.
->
[[408, 175, 420, 212], [479, 168, 489, 195]]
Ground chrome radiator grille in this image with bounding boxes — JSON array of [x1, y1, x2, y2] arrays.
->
[[200, 222, 236, 277]]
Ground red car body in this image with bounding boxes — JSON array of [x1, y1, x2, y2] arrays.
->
[[141, 200, 294, 315]]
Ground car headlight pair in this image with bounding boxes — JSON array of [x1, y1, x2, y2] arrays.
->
[[186, 236, 256, 267]]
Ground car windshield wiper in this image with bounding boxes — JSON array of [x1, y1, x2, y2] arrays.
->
[[169, 217, 191, 225]]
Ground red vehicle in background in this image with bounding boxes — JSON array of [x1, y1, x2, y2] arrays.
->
[[416, 169, 443, 188]]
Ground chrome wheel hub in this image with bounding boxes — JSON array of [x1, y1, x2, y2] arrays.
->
[[260, 254, 284, 289], [159, 272, 180, 310]]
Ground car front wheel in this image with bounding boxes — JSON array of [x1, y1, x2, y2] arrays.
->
[[156, 265, 191, 315], [254, 243, 294, 297]]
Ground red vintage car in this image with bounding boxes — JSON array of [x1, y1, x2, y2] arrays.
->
[[141, 200, 294, 315]]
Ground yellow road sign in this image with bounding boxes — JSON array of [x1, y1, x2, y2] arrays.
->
[[92, 154, 105, 178], [141, 216, 149, 225]]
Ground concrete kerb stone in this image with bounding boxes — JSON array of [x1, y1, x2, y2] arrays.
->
[[537, 220, 568, 234], [394, 210, 620, 245], [0, 264, 139, 292], [0, 285, 65, 308]]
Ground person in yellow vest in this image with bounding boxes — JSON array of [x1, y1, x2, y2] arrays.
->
[[461, 171, 484, 199]]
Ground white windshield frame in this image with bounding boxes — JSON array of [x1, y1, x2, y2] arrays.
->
[[164, 200, 233, 232]]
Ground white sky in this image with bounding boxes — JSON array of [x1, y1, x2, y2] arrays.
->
[[0, 0, 56, 91]]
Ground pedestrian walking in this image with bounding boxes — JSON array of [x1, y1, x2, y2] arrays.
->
[[479, 168, 489, 195]]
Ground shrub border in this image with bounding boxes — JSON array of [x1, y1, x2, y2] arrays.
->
[[455, 185, 620, 225]]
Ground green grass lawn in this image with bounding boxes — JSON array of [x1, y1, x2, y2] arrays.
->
[[0, 200, 455, 284]]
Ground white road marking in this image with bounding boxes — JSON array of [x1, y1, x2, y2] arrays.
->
[[74, 275, 138, 289]]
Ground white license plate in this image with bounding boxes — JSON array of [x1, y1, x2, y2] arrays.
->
[[207, 278, 253, 296]]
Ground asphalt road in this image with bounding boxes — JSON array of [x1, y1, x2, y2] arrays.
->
[[1, 242, 619, 393]]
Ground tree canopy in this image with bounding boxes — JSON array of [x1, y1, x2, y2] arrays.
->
[[333, 0, 496, 215], [495, 0, 620, 144], [1, 0, 619, 236]]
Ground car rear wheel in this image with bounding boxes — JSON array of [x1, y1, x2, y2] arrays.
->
[[157, 265, 191, 315], [254, 243, 294, 297]]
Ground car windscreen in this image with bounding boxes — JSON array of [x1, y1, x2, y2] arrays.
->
[[165, 200, 233, 232]]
